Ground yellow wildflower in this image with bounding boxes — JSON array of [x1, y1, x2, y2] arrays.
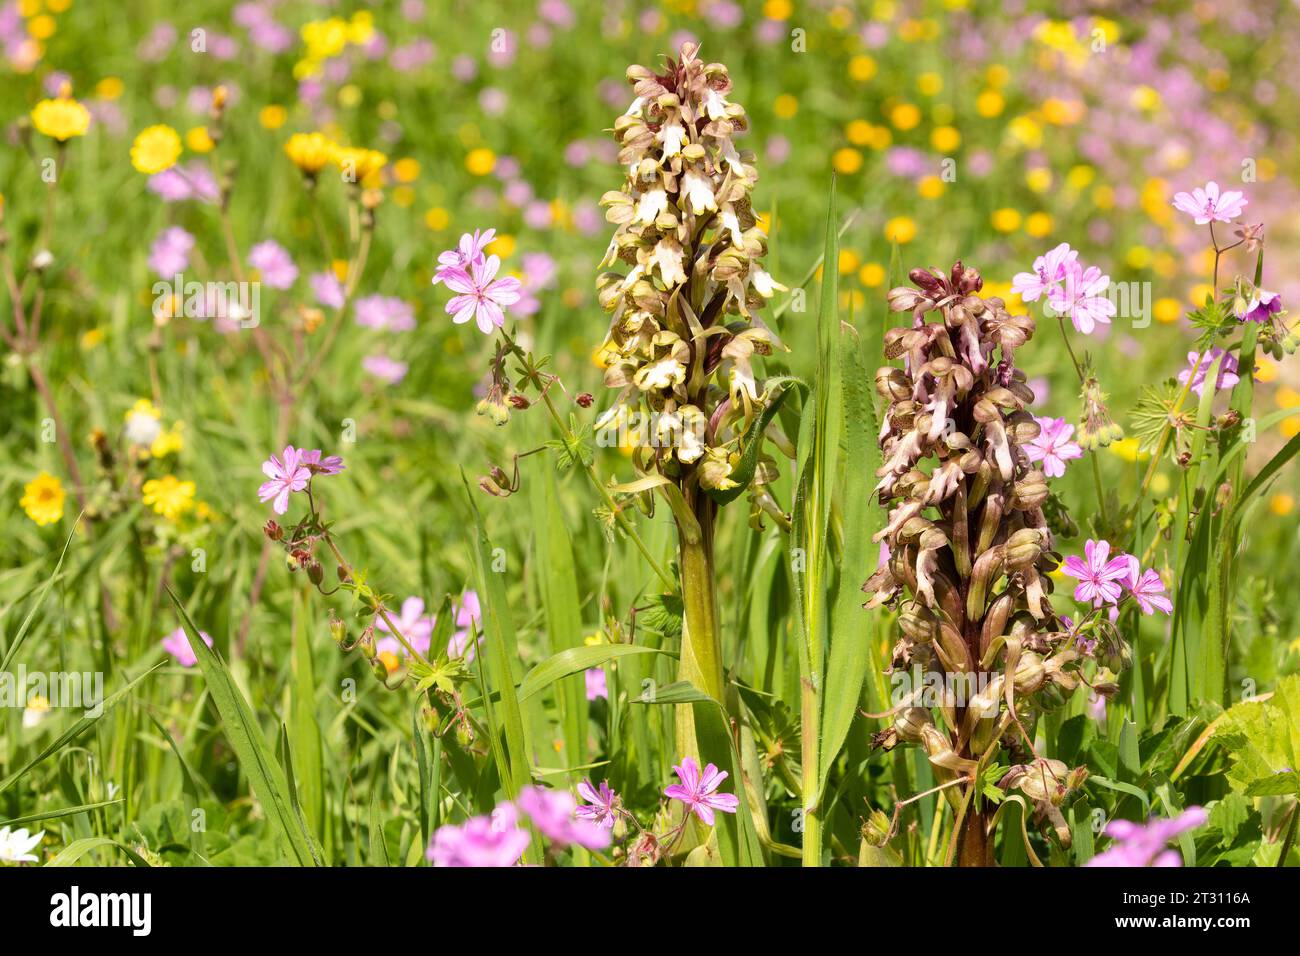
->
[[21, 472, 65, 526], [31, 95, 90, 141], [130, 125, 182, 174], [142, 475, 196, 520]]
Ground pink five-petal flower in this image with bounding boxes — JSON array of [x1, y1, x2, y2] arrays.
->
[[575, 779, 619, 829], [1236, 288, 1281, 324], [257, 445, 311, 514], [1024, 415, 1083, 479], [1087, 807, 1207, 867], [1047, 261, 1115, 335], [161, 626, 213, 667], [1011, 242, 1078, 302], [1171, 181, 1247, 225], [515, 786, 612, 851], [432, 228, 496, 284], [443, 255, 523, 334], [375, 595, 434, 658], [426, 804, 530, 867], [1122, 555, 1173, 616], [300, 449, 345, 475], [1177, 348, 1240, 397], [585, 667, 608, 701], [1061, 539, 1131, 607], [664, 756, 740, 826]]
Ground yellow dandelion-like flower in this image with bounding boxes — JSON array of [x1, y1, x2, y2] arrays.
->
[[259, 105, 287, 130], [464, 146, 496, 176], [21, 471, 65, 527], [333, 146, 388, 186], [31, 95, 91, 141], [142, 475, 196, 520], [130, 124, 182, 174], [185, 125, 214, 153], [150, 422, 185, 458], [284, 131, 335, 174]]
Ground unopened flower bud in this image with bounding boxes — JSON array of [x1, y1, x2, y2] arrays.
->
[[263, 519, 283, 541], [576, 392, 594, 408]]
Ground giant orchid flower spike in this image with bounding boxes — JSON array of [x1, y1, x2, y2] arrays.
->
[[595, 43, 789, 751], [865, 261, 1126, 865]]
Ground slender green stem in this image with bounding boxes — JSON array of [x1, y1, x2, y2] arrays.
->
[[522, 353, 677, 594], [1057, 317, 1111, 527]]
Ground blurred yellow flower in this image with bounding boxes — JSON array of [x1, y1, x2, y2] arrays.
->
[[975, 90, 1004, 118], [185, 126, 214, 153], [302, 18, 349, 62], [1108, 438, 1149, 462], [1066, 165, 1095, 190], [259, 105, 287, 130], [465, 147, 496, 176], [1007, 116, 1042, 148], [393, 158, 420, 183], [95, 77, 124, 100], [991, 208, 1022, 232], [1041, 97, 1085, 125], [917, 72, 943, 96], [832, 147, 863, 174], [848, 55, 877, 82], [1271, 494, 1295, 517], [28, 14, 55, 40], [1025, 212, 1052, 237], [918, 176, 945, 199], [1025, 167, 1052, 193], [142, 475, 196, 520], [31, 95, 90, 141], [1153, 298, 1182, 324], [846, 119, 872, 145], [21, 472, 65, 527], [1092, 185, 1115, 209], [487, 234, 516, 258], [424, 207, 450, 230], [985, 64, 1010, 87], [889, 102, 920, 130], [930, 126, 960, 152], [763, 0, 792, 20], [774, 94, 798, 119], [334, 146, 387, 186], [838, 249, 860, 274], [859, 262, 885, 287], [1255, 358, 1279, 384], [130, 124, 182, 174], [151, 423, 185, 458], [284, 131, 334, 174], [884, 216, 916, 244]]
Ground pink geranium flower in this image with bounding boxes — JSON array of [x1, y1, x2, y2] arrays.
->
[[447, 591, 482, 661], [585, 667, 608, 701], [1025, 416, 1083, 478], [375, 596, 434, 658], [1011, 242, 1078, 302], [1087, 808, 1206, 867], [432, 228, 495, 285], [664, 756, 740, 826], [1122, 556, 1173, 616], [300, 449, 345, 475], [148, 226, 194, 278], [1047, 260, 1115, 335], [161, 626, 214, 667], [1177, 348, 1240, 397], [1062, 539, 1131, 607], [427, 804, 529, 867], [443, 255, 523, 334], [575, 779, 619, 829], [515, 786, 612, 850], [257, 445, 311, 514], [1171, 181, 1247, 225]]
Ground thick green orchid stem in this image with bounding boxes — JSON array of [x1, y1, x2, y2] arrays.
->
[[674, 488, 725, 762]]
